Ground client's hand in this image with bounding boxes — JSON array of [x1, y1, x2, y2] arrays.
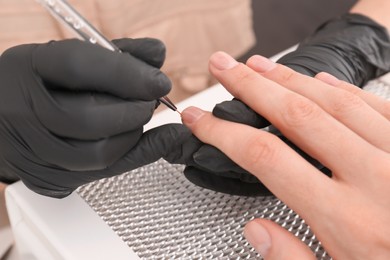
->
[[0, 38, 190, 198], [183, 13, 390, 197], [181, 52, 390, 259]]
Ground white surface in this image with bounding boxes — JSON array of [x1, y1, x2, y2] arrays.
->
[[5, 182, 138, 260]]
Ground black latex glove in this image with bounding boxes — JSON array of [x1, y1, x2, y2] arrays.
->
[[0, 37, 193, 198], [181, 13, 390, 196]]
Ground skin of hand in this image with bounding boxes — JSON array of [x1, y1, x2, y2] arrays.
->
[[181, 51, 390, 259], [183, 11, 390, 196]]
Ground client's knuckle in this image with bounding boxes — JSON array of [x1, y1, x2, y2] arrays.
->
[[278, 67, 297, 85], [281, 94, 321, 127], [331, 91, 365, 116], [243, 133, 278, 169], [382, 101, 390, 120], [229, 64, 258, 98], [344, 84, 361, 96]]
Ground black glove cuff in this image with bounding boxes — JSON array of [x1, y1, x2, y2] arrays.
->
[[277, 13, 390, 86]]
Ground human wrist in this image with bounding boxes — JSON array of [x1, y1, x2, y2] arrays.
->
[[350, 0, 390, 30], [277, 13, 390, 87]]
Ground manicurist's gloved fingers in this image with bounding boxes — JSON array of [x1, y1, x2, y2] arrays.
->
[[23, 122, 142, 171], [11, 124, 193, 198], [32, 39, 171, 100], [112, 38, 166, 68], [212, 99, 270, 127], [184, 166, 268, 196], [105, 124, 194, 173], [244, 219, 316, 259], [192, 145, 252, 175], [34, 90, 157, 140]]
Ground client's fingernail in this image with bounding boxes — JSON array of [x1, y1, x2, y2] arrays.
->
[[248, 55, 276, 72], [210, 51, 239, 70], [244, 221, 271, 257], [181, 106, 205, 125], [316, 72, 340, 86]]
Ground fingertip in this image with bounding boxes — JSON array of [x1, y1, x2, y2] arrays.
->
[[181, 106, 206, 126], [315, 72, 341, 86], [159, 72, 172, 94], [134, 38, 166, 68], [246, 55, 276, 73], [244, 219, 272, 258], [113, 38, 166, 68], [150, 69, 172, 98], [209, 51, 239, 71], [245, 219, 317, 260]]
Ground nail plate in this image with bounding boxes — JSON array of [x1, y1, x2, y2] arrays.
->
[[209, 51, 239, 70], [181, 106, 205, 124], [244, 221, 271, 257], [248, 55, 276, 72]]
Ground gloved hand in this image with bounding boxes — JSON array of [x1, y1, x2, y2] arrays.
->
[[0, 37, 192, 198], [180, 13, 390, 196]]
